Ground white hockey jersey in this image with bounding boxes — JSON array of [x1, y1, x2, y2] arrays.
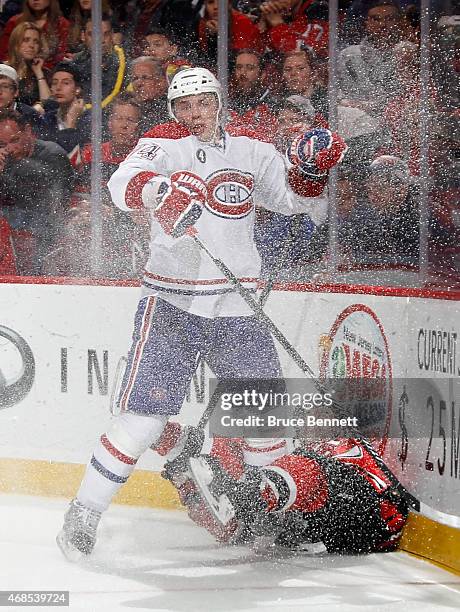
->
[[108, 130, 328, 318]]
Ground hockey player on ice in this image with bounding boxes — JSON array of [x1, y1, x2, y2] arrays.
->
[[57, 66, 347, 560], [156, 424, 409, 553]]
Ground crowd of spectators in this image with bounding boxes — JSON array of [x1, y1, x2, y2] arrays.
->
[[0, 0, 458, 286]]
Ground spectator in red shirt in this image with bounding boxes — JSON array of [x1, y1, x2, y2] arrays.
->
[[0, 0, 69, 68], [228, 49, 279, 141], [198, 0, 265, 67], [78, 93, 142, 192], [44, 94, 148, 278], [262, 0, 330, 58], [0, 214, 17, 275]]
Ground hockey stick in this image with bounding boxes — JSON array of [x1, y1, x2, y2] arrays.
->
[[109, 356, 128, 416], [188, 230, 460, 525], [257, 214, 304, 309], [190, 229, 318, 378], [195, 216, 311, 430]]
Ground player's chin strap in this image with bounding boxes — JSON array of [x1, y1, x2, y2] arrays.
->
[[186, 228, 460, 527]]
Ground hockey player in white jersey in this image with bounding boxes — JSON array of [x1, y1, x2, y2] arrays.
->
[[57, 67, 347, 560]]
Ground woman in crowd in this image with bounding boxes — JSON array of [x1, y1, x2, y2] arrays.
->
[[0, 0, 69, 68], [6, 22, 51, 108]]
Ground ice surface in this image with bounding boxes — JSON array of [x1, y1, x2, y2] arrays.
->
[[0, 494, 459, 612]]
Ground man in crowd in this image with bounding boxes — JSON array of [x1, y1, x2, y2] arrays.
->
[[70, 14, 128, 112], [282, 47, 328, 119], [0, 109, 74, 274], [78, 93, 142, 189], [130, 56, 170, 133], [338, 0, 403, 117], [44, 93, 148, 279], [338, 155, 420, 266], [228, 49, 278, 140], [0, 64, 42, 133], [40, 62, 90, 160], [255, 95, 322, 272], [141, 27, 181, 66]]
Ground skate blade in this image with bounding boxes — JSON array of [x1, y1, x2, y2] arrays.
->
[[56, 530, 87, 563], [189, 457, 235, 525]]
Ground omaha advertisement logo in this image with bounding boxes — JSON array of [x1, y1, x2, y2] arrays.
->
[[319, 304, 393, 455], [0, 325, 35, 409]]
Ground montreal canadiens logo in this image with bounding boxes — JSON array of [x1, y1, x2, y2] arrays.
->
[[205, 169, 254, 219], [319, 304, 393, 456]]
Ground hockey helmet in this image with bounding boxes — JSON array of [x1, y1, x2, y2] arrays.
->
[[167, 67, 222, 120]]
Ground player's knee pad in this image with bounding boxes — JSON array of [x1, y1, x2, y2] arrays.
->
[[105, 412, 168, 459]]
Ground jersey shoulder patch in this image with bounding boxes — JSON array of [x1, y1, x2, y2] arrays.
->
[[125, 139, 166, 162]]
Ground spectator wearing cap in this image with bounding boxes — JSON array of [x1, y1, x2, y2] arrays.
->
[[339, 155, 420, 266], [281, 48, 328, 119], [39, 61, 90, 159], [130, 56, 169, 133], [261, 0, 330, 59], [0, 63, 42, 132], [228, 49, 279, 140], [338, 0, 405, 117], [0, 108, 74, 274], [70, 14, 127, 111]]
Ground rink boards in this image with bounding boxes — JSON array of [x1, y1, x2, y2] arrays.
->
[[0, 277, 459, 574]]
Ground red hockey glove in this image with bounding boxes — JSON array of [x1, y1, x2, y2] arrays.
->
[[288, 128, 348, 180], [154, 171, 208, 238]]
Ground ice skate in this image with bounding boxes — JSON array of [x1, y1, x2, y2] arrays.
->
[[188, 456, 236, 526], [188, 456, 284, 545], [56, 499, 102, 562]]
